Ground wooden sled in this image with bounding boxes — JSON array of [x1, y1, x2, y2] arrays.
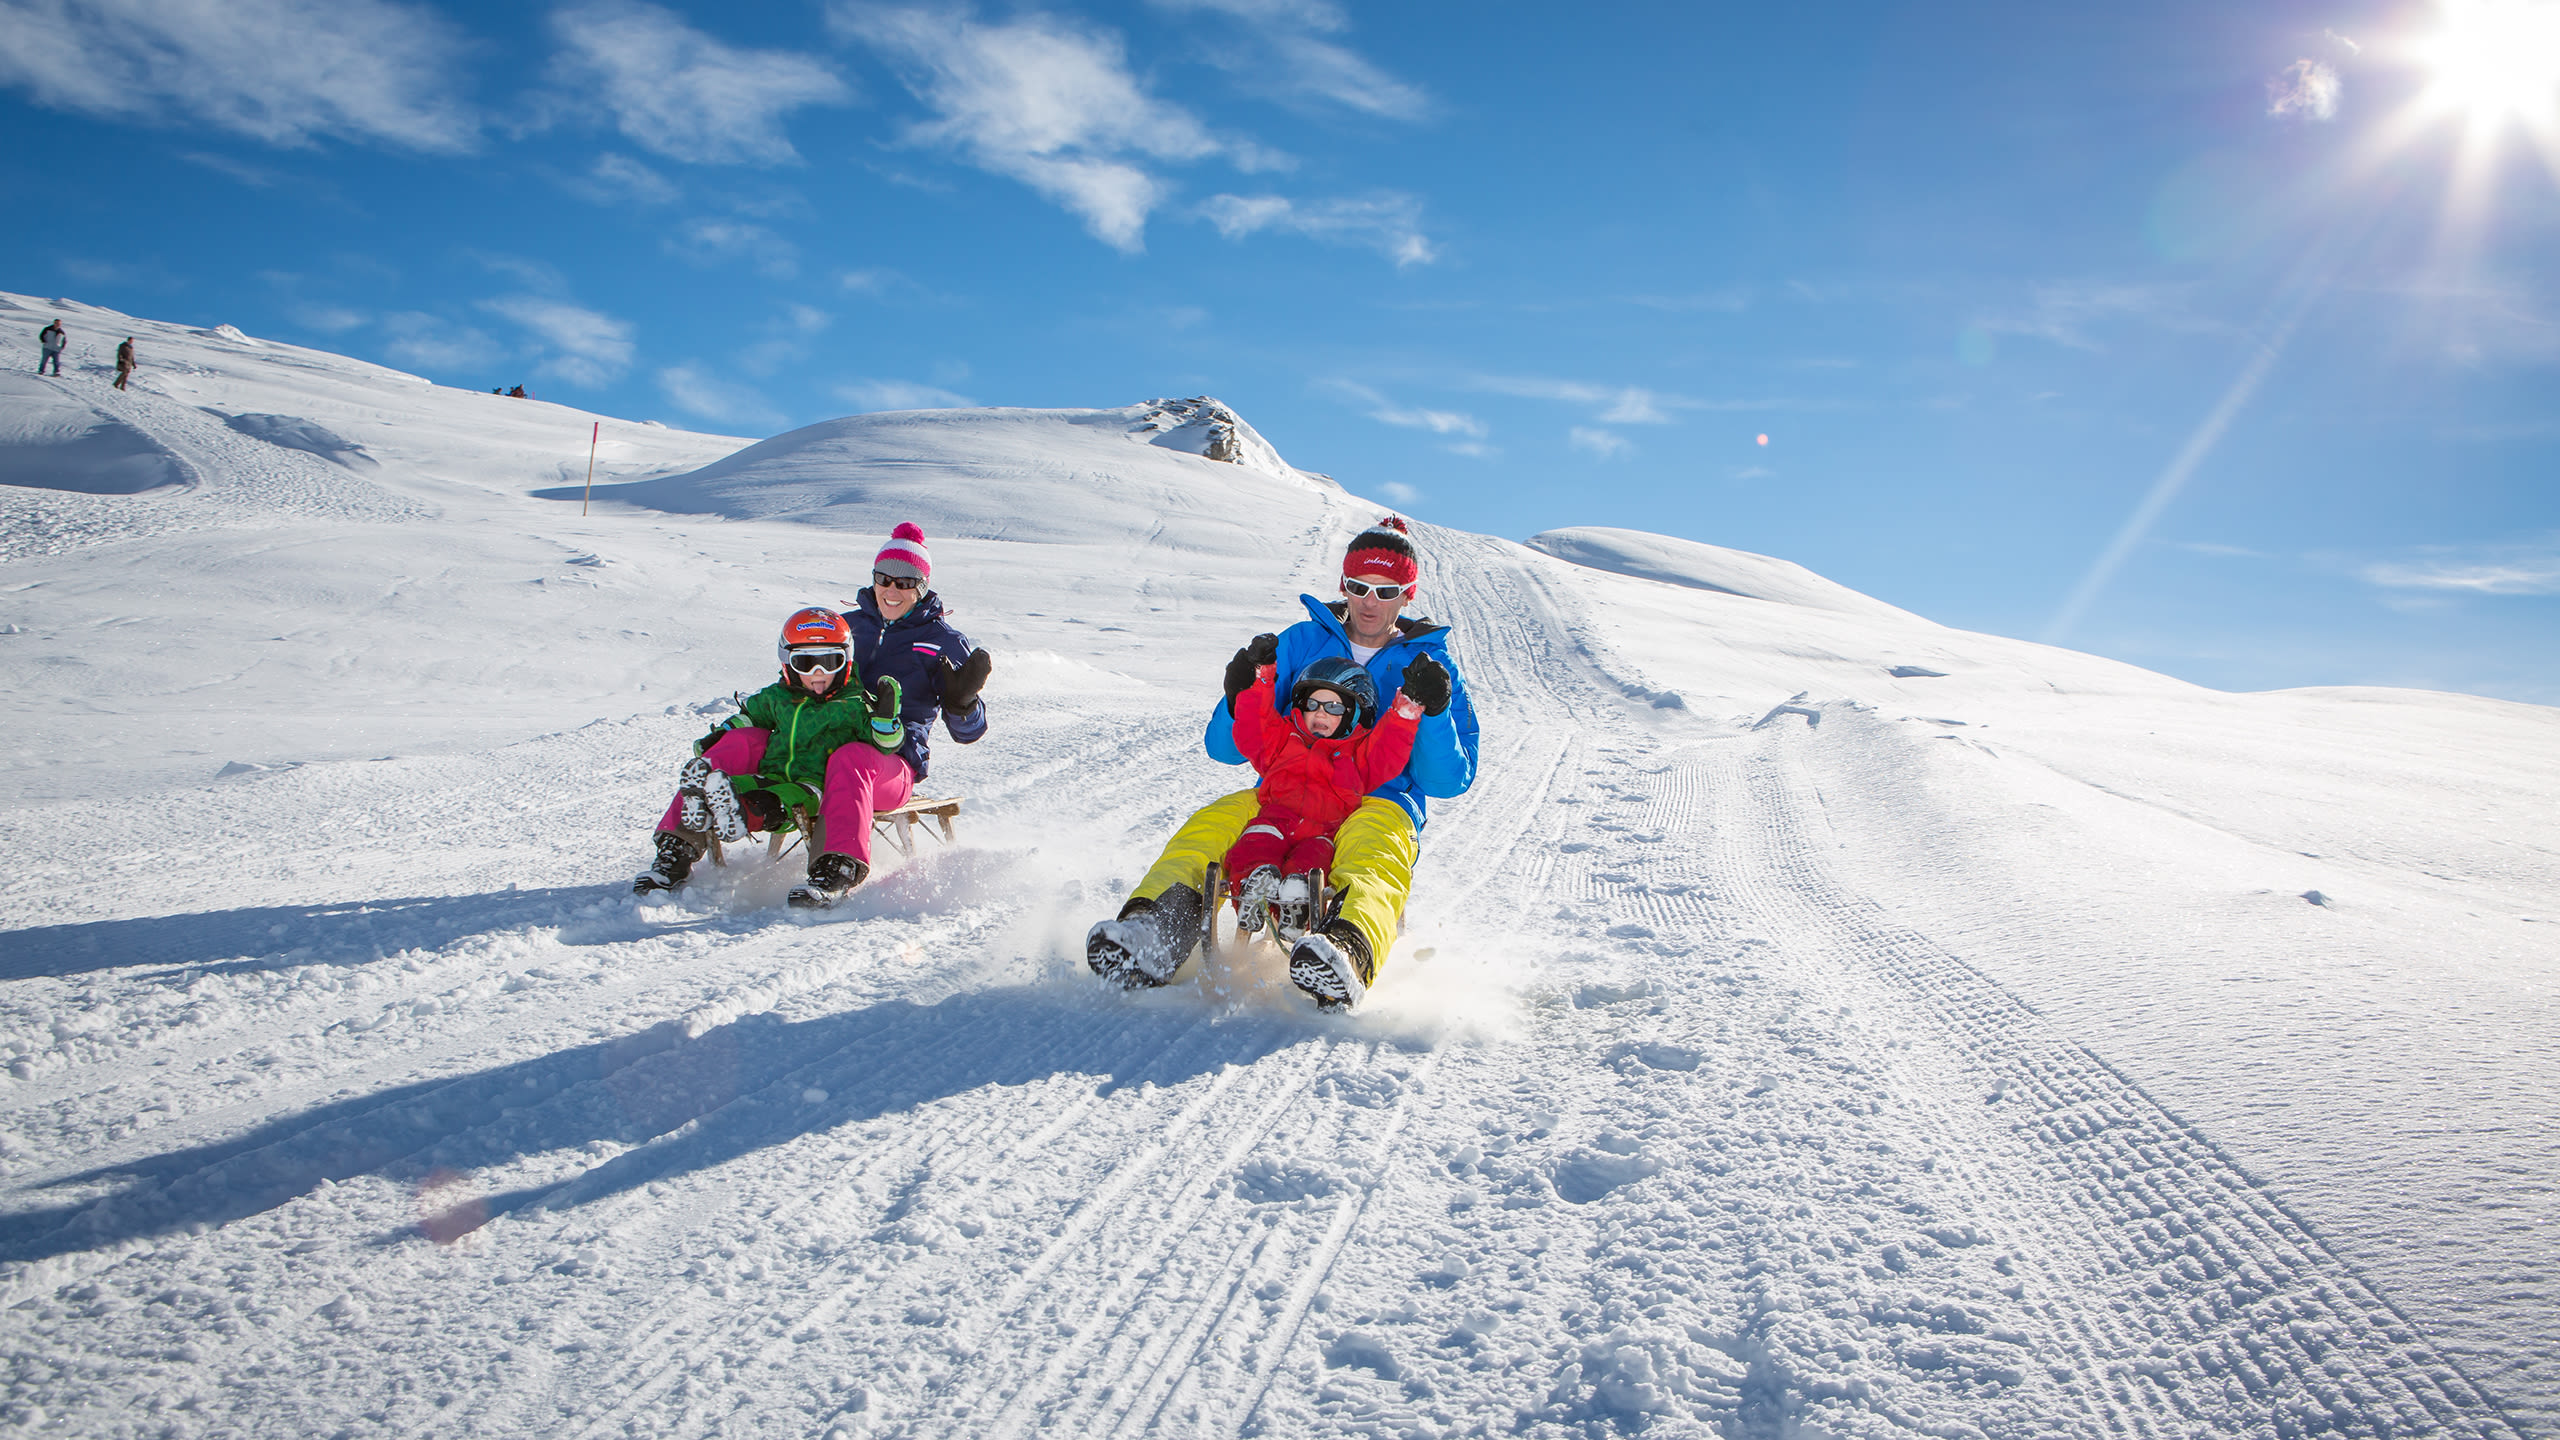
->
[[1197, 859, 1333, 958], [703, 783, 964, 868]]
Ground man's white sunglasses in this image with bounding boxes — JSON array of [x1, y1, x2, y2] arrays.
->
[[1341, 577, 1409, 600]]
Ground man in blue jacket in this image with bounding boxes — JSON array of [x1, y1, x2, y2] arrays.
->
[[1090, 517, 1480, 1006]]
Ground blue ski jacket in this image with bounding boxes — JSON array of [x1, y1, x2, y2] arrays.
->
[[839, 587, 988, 780], [1202, 594, 1479, 830]]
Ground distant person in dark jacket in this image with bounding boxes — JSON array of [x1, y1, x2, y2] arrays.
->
[[37, 320, 64, 375], [113, 337, 135, 390]]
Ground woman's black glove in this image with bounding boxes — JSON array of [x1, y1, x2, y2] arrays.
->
[[940, 648, 992, 711], [1223, 633, 1280, 708], [1400, 653, 1451, 716]]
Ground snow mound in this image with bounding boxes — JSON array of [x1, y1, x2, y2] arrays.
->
[[1528, 525, 1922, 622], [1123, 396, 1319, 485], [587, 403, 1340, 555], [0, 375, 197, 494], [220, 411, 375, 470]]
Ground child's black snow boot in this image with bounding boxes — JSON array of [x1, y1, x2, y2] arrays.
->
[[788, 852, 868, 909], [633, 830, 704, 894]]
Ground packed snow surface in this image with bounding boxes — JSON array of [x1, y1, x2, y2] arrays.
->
[[1, 292, 2555, 1439]]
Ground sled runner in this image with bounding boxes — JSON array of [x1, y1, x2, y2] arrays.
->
[[1197, 859, 1333, 957]]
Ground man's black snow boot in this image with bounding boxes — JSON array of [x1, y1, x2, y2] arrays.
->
[[1086, 884, 1202, 988], [788, 852, 868, 909], [1288, 921, 1374, 1009], [633, 830, 704, 894]]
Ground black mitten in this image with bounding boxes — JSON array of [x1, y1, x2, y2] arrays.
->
[[940, 648, 993, 711], [1224, 633, 1280, 707], [1400, 653, 1451, 716]]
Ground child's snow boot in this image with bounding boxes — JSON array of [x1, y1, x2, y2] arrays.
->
[[1288, 921, 1374, 1010], [787, 852, 867, 909], [677, 758, 749, 842], [633, 830, 704, 894], [1233, 865, 1283, 934]]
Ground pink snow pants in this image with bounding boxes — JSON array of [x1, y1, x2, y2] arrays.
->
[[658, 727, 914, 865]]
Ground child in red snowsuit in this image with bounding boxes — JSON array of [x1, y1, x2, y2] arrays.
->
[[1225, 657, 1423, 905]]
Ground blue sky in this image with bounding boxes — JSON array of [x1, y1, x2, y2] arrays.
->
[[4, 0, 2555, 703]]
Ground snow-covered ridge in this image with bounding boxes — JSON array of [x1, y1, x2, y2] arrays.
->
[[1528, 525, 1924, 623]]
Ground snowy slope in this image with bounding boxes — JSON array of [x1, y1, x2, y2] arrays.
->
[[2, 294, 2554, 1440]]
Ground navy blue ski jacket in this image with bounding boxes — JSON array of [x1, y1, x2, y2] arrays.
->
[[839, 587, 988, 780], [1202, 594, 1478, 830]]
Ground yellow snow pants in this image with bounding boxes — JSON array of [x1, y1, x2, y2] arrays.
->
[[1133, 790, 1418, 973]]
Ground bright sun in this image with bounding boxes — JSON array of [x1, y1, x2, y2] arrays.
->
[[2415, 0, 2560, 130]]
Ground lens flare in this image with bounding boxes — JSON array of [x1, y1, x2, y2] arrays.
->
[[2414, 0, 2560, 132]]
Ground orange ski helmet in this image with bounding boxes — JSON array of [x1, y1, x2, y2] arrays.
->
[[776, 606, 854, 693]]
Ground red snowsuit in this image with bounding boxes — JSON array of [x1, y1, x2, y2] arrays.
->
[[1224, 664, 1421, 892]]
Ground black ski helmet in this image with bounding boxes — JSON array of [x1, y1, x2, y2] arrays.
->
[[1288, 655, 1378, 732]]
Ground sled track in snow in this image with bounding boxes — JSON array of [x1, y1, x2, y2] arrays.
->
[[1700, 720, 2527, 1438]]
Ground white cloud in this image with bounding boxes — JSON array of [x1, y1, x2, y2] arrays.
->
[[665, 218, 799, 278], [1976, 281, 2208, 351], [2362, 549, 2560, 595], [0, 0, 476, 151], [1147, 0, 1428, 120], [659, 364, 787, 430], [1377, 480, 1423, 505], [1469, 374, 1683, 423], [2267, 58, 2340, 120], [1443, 441, 1498, 460], [1629, 287, 1753, 313], [837, 379, 975, 411], [550, 0, 851, 166], [379, 311, 499, 373], [833, 3, 1227, 251], [572, 152, 680, 206], [1570, 427, 1628, 458], [1200, 192, 1436, 265], [1321, 379, 1484, 437], [478, 296, 635, 387], [181, 151, 280, 187], [292, 304, 368, 334], [782, 303, 832, 334]]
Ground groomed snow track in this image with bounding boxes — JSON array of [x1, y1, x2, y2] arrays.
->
[[0, 529, 2538, 1436]]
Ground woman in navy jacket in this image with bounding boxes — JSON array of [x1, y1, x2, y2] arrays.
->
[[841, 523, 992, 783]]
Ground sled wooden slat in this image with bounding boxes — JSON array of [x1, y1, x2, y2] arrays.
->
[[874, 796, 963, 857]]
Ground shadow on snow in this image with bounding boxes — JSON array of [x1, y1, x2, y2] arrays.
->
[[0, 979, 1308, 1264]]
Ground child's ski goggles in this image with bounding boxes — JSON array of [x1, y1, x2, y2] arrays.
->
[[1340, 577, 1409, 600], [1299, 698, 1351, 716], [873, 570, 923, 591], [786, 647, 849, 674]]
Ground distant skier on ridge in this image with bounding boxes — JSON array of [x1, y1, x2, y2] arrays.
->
[[113, 336, 135, 391], [1088, 517, 1477, 1007], [37, 319, 65, 375]]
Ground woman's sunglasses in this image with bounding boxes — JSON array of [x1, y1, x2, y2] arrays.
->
[[1341, 577, 1408, 600], [787, 648, 849, 674], [873, 571, 922, 591]]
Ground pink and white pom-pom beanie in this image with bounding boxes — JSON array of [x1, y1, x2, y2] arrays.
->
[[873, 522, 932, 584]]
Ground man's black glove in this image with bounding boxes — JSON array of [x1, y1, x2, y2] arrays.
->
[[1223, 633, 1280, 708], [1400, 653, 1451, 716], [940, 647, 992, 711]]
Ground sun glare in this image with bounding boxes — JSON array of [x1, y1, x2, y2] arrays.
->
[[2415, 0, 2560, 130]]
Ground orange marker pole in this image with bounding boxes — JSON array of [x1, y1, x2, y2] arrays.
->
[[582, 421, 599, 516]]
